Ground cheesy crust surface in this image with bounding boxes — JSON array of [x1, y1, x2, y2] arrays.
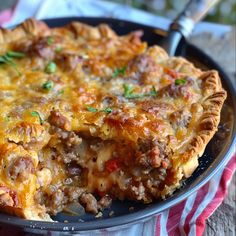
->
[[0, 19, 226, 220]]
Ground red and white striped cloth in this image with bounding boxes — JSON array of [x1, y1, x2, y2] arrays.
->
[[155, 154, 236, 236], [0, 1, 235, 235]]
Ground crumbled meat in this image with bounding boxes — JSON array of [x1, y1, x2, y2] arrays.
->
[[80, 193, 98, 214], [48, 127, 83, 164], [140, 100, 174, 118], [62, 186, 85, 202], [16, 36, 62, 60], [136, 139, 171, 169], [48, 110, 70, 130], [57, 53, 83, 72], [126, 54, 161, 84], [170, 108, 192, 129], [130, 183, 146, 200], [0, 187, 18, 207], [31, 96, 48, 105], [41, 185, 86, 214], [8, 156, 35, 181], [160, 77, 194, 99], [66, 161, 82, 176], [31, 38, 54, 60], [151, 167, 167, 182], [55, 152, 79, 164], [50, 126, 82, 148], [98, 195, 112, 210], [45, 189, 65, 215], [34, 188, 45, 205], [128, 54, 157, 74], [0, 193, 14, 206], [136, 146, 161, 168], [64, 131, 82, 148]]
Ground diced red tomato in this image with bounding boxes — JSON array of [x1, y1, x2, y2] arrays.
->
[[105, 158, 120, 173], [163, 67, 178, 79], [97, 190, 106, 198]]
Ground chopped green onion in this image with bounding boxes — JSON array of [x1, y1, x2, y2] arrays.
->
[[31, 111, 44, 125], [0, 54, 21, 76], [86, 106, 98, 112], [4, 116, 10, 122], [103, 107, 113, 113], [123, 84, 134, 98], [175, 79, 186, 85], [57, 89, 64, 96], [42, 81, 53, 90], [6, 51, 25, 58], [45, 62, 57, 74], [123, 84, 157, 99], [55, 46, 62, 52], [86, 106, 113, 113], [112, 66, 126, 77], [47, 36, 54, 45], [149, 85, 157, 97]]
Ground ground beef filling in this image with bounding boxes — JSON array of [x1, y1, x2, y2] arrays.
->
[[35, 110, 173, 215]]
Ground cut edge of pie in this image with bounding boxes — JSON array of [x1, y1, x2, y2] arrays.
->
[[0, 19, 227, 221]]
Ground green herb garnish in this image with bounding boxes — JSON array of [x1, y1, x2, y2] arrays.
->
[[42, 81, 53, 91], [31, 111, 44, 125], [102, 107, 113, 113], [55, 46, 62, 52], [45, 62, 57, 74], [112, 66, 126, 77], [149, 85, 157, 96], [4, 115, 10, 122], [6, 51, 25, 58], [123, 84, 157, 99], [86, 106, 98, 112], [57, 89, 64, 96], [175, 79, 186, 85], [47, 36, 54, 45], [123, 84, 134, 98], [86, 106, 113, 113], [0, 51, 25, 75]]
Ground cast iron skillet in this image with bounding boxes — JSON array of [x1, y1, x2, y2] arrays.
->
[[0, 17, 235, 233]]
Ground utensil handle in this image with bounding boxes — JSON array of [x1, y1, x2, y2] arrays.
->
[[171, 0, 220, 38], [163, 0, 219, 56]]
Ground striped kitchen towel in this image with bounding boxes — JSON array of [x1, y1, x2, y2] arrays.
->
[[0, 1, 235, 235]]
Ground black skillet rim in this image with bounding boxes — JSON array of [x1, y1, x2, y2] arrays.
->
[[0, 17, 235, 232]]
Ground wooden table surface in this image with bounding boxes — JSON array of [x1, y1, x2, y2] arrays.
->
[[0, 1, 235, 235]]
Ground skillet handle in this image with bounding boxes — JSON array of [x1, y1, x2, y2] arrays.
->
[[163, 0, 219, 56]]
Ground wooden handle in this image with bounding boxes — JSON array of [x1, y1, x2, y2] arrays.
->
[[163, 0, 220, 56], [181, 0, 220, 23], [170, 0, 220, 37]]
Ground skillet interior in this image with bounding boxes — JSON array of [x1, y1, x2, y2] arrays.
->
[[0, 17, 235, 232]]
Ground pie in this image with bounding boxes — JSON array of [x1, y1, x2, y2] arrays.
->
[[0, 19, 226, 221]]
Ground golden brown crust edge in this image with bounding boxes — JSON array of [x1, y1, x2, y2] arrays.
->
[[180, 70, 227, 177], [0, 18, 50, 44]]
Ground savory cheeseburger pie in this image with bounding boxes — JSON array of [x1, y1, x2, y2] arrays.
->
[[0, 19, 226, 221]]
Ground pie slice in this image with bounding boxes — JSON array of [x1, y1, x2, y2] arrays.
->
[[0, 19, 226, 220]]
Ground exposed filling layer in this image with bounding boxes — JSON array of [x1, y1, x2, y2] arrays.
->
[[34, 110, 175, 215]]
